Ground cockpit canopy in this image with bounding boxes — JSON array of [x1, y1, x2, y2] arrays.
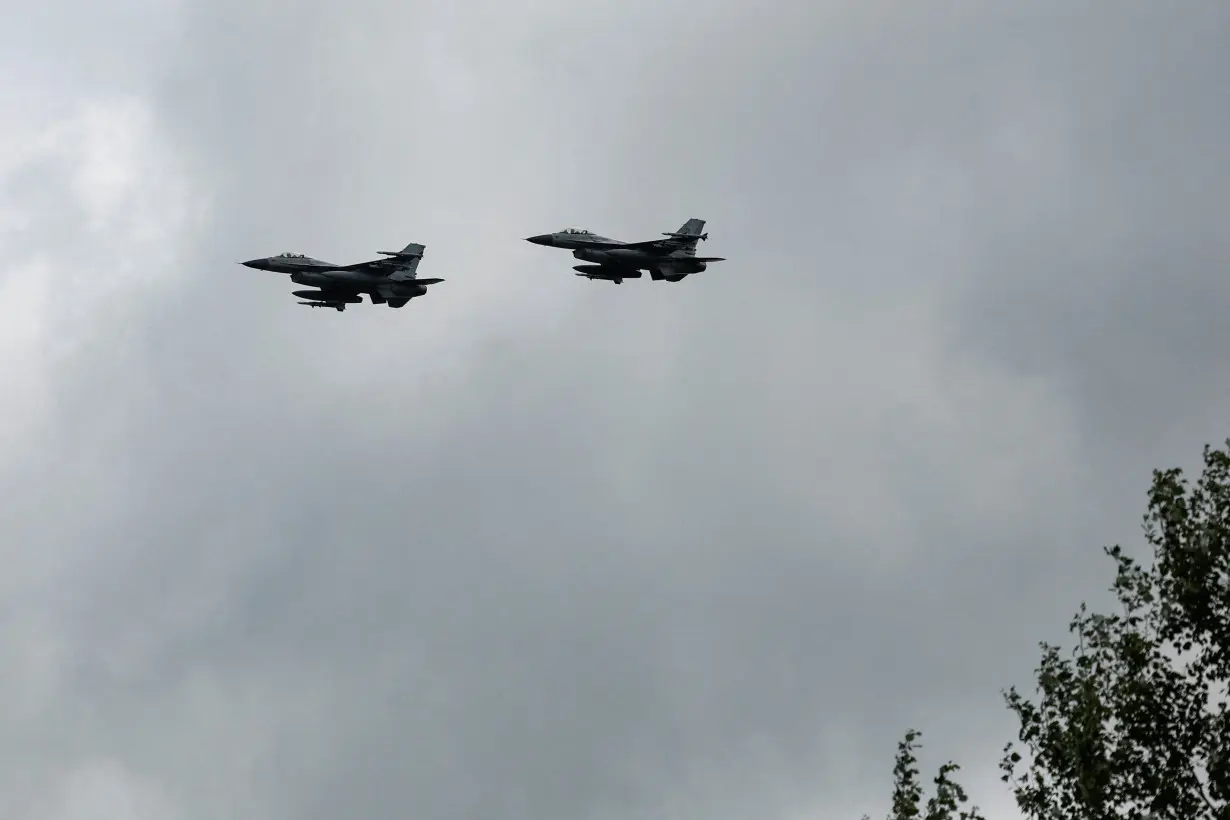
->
[[561, 228, 592, 235], [277, 251, 306, 258]]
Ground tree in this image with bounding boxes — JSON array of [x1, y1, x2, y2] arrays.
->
[[999, 440, 1230, 819], [861, 729, 986, 820]]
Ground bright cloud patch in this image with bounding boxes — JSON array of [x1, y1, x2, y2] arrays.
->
[[0, 95, 201, 441], [0, 94, 201, 818]]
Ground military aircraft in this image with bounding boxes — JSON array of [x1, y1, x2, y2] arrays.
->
[[524, 218, 724, 284], [240, 241, 442, 311]]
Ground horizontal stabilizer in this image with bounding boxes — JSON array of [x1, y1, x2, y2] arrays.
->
[[413, 277, 444, 285], [689, 257, 725, 262], [662, 231, 708, 241]]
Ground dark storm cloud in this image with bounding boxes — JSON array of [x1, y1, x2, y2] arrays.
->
[[5, 1, 1230, 819]]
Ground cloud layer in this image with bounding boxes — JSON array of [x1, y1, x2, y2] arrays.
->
[[4, 2, 1230, 818]]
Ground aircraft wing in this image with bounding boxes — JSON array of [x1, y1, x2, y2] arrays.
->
[[333, 256, 415, 276], [605, 230, 712, 255], [603, 237, 686, 255], [331, 242, 426, 277]]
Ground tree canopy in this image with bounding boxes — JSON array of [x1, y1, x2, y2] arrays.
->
[[861, 729, 986, 820], [869, 440, 1230, 820]]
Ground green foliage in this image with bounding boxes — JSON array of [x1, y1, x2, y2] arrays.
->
[[861, 729, 986, 820], [1000, 441, 1230, 819]]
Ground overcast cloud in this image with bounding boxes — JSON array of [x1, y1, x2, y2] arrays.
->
[[3, 1, 1229, 818]]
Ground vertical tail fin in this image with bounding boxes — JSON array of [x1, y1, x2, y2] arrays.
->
[[400, 255, 422, 278], [376, 242, 426, 279], [662, 218, 707, 256], [673, 218, 706, 238], [378, 242, 425, 258]]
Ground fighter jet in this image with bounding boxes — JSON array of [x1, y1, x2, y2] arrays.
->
[[240, 241, 441, 311], [524, 218, 724, 284]]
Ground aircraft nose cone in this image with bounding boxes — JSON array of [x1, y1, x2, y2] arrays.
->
[[525, 235, 552, 246], [241, 259, 265, 269]]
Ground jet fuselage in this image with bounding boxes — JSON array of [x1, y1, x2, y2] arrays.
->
[[289, 270, 427, 299], [570, 247, 708, 273], [524, 234, 708, 273], [524, 222, 720, 283], [242, 255, 426, 299]]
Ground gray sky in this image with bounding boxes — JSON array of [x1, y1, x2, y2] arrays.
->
[[3, 1, 1229, 818]]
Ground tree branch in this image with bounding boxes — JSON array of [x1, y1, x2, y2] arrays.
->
[[1188, 760, 1219, 816]]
